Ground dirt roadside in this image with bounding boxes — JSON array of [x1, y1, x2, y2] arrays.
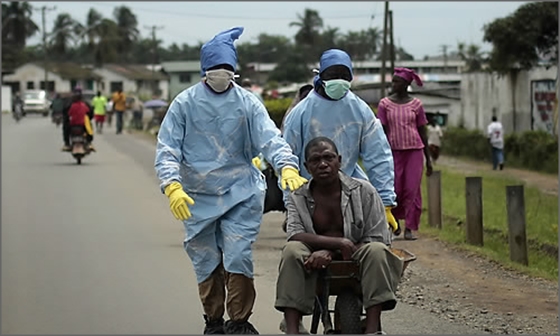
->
[[133, 131, 558, 334]]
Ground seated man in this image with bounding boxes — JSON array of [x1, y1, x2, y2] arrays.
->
[[275, 137, 404, 335]]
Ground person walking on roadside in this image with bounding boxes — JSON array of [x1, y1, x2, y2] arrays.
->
[[111, 88, 127, 134], [377, 67, 432, 241], [154, 26, 307, 335], [427, 116, 443, 163], [91, 91, 108, 134], [487, 115, 504, 170]]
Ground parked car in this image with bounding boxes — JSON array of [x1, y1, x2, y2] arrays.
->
[[22, 90, 51, 117]]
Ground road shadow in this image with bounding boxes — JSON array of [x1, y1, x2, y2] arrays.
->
[[50, 161, 97, 167]]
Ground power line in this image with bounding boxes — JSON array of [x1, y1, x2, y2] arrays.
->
[[93, 2, 371, 21]]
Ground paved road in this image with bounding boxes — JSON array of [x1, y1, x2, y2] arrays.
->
[[1, 115, 480, 334]]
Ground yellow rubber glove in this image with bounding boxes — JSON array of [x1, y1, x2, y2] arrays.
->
[[252, 156, 262, 169], [385, 206, 400, 233], [164, 182, 195, 221], [280, 166, 308, 191]]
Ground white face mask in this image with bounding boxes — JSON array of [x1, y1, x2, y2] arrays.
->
[[205, 69, 235, 92]]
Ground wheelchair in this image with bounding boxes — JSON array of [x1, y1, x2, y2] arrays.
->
[[309, 248, 416, 334]]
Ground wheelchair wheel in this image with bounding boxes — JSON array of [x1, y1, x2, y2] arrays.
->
[[334, 290, 363, 334]]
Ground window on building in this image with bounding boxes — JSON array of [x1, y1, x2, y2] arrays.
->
[[39, 81, 55, 92], [70, 80, 77, 89], [179, 72, 192, 83], [110, 81, 123, 93], [86, 80, 94, 90], [27, 81, 34, 90]]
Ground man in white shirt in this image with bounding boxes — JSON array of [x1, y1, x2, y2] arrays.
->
[[427, 116, 443, 163], [487, 116, 504, 170]]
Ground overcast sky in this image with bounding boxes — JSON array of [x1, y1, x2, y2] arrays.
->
[[26, 1, 526, 59]]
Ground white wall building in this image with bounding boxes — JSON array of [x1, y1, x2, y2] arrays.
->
[[2, 63, 101, 95], [460, 66, 558, 134], [94, 64, 169, 99]]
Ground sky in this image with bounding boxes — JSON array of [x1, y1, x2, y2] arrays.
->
[[26, 1, 527, 60]]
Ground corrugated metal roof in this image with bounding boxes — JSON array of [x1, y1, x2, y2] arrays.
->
[[161, 61, 201, 73], [102, 64, 168, 80], [33, 62, 102, 80]]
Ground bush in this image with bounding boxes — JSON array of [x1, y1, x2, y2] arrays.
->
[[442, 127, 558, 174], [264, 98, 293, 128]]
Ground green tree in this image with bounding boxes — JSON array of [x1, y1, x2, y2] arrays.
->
[[457, 42, 484, 72], [268, 46, 312, 84], [483, 1, 558, 74], [2, 1, 39, 70], [94, 18, 120, 65], [113, 5, 139, 62], [289, 8, 324, 61], [318, 26, 341, 51], [49, 13, 83, 59]]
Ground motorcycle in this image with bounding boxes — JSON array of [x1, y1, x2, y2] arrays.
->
[[69, 126, 92, 165], [52, 111, 63, 127], [13, 102, 23, 122]]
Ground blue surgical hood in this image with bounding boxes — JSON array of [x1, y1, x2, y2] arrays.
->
[[319, 49, 354, 80], [200, 26, 244, 77]]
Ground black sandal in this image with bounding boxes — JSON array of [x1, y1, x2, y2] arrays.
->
[[404, 228, 417, 241]]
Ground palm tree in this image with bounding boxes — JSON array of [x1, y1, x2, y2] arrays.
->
[[457, 42, 483, 72], [364, 27, 382, 58], [289, 8, 323, 48], [341, 31, 368, 61], [2, 1, 39, 70], [49, 13, 83, 57], [94, 18, 120, 66], [2, 1, 39, 48], [113, 5, 139, 62], [319, 26, 340, 51], [84, 8, 103, 47]]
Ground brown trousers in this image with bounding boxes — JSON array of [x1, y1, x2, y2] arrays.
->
[[198, 263, 256, 322], [275, 241, 403, 315]]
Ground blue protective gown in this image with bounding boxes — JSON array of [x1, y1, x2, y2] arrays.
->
[[282, 88, 397, 208], [155, 83, 299, 284]]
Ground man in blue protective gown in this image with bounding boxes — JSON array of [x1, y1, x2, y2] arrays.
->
[[282, 49, 399, 234], [154, 26, 307, 335]]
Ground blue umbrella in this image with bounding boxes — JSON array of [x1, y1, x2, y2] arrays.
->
[[143, 99, 168, 109]]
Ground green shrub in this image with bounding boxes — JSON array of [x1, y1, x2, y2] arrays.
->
[[264, 98, 293, 128], [442, 127, 558, 174]]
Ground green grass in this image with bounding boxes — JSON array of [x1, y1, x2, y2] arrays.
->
[[419, 167, 558, 281]]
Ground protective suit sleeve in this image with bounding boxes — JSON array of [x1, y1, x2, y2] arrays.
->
[[154, 98, 186, 193], [360, 106, 397, 207], [247, 98, 299, 173], [281, 105, 304, 168], [361, 183, 392, 245], [278, 105, 305, 203]]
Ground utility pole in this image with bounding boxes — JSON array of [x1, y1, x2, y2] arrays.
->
[[389, 10, 395, 76], [380, 1, 389, 98], [440, 44, 451, 73], [35, 5, 56, 94], [144, 25, 164, 96]]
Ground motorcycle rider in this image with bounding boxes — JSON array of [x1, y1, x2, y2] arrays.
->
[[50, 93, 65, 125], [12, 92, 23, 118], [61, 87, 95, 152]]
